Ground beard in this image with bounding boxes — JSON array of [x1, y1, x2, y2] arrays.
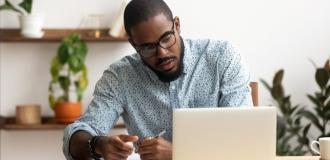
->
[[143, 37, 185, 83]]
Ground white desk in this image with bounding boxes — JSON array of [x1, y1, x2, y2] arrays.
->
[[128, 154, 319, 160], [276, 156, 319, 160]]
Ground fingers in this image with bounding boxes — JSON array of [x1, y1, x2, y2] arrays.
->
[[101, 135, 138, 160], [118, 135, 139, 142], [138, 146, 155, 155], [139, 153, 155, 160], [139, 137, 161, 148], [138, 138, 160, 157], [138, 137, 172, 160], [109, 136, 135, 153]]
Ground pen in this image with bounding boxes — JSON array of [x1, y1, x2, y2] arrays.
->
[[154, 130, 166, 138], [135, 130, 167, 153]]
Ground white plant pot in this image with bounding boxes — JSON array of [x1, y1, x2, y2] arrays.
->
[[19, 15, 45, 38]]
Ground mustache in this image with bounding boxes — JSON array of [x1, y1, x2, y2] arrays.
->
[[156, 56, 177, 66]]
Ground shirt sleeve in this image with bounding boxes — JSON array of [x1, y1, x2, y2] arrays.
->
[[63, 67, 125, 159], [217, 41, 253, 107]]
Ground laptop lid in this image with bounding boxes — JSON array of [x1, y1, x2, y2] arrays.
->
[[172, 107, 276, 160]]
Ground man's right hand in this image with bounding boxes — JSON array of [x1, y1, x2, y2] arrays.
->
[[95, 135, 139, 160]]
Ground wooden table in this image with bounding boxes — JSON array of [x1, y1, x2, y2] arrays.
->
[[276, 156, 319, 160]]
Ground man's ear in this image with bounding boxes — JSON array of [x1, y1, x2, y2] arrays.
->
[[174, 16, 181, 34]]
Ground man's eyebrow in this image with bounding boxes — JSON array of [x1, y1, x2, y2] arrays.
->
[[137, 31, 173, 47], [158, 31, 173, 40], [137, 42, 157, 47]]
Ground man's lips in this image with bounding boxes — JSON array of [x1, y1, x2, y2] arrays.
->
[[157, 59, 175, 71]]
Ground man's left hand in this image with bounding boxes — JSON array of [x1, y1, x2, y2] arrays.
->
[[138, 137, 172, 160]]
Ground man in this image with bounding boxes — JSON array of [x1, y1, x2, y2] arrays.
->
[[63, 0, 252, 159]]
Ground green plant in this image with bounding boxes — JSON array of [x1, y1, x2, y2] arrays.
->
[[299, 59, 330, 138], [0, 0, 32, 15], [49, 33, 88, 110], [261, 70, 311, 155]]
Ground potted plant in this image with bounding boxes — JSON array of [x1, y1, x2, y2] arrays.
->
[[49, 33, 88, 124], [300, 59, 330, 138], [0, 0, 44, 38], [261, 59, 330, 155], [261, 70, 311, 155]]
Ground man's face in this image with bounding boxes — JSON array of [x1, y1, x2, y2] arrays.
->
[[129, 14, 182, 82]]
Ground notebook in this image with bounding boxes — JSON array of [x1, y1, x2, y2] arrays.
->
[[172, 107, 276, 160]]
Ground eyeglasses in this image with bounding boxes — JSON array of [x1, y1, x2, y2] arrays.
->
[[133, 20, 176, 58]]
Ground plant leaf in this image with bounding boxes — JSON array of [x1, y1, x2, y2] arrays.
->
[[315, 92, 327, 103], [260, 79, 272, 92], [316, 68, 329, 89], [324, 59, 330, 72], [290, 105, 300, 115], [48, 95, 55, 110], [303, 124, 311, 137], [273, 69, 284, 86], [75, 42, 87, 59], [58, 76, 70, 92], [294, 117, 301, 126], [324, 102, 330, 119], [19, 0, 32, 14], [58, 44, 69, 64], [307, 94, 321, 108], [68, 56, 83, 73], [76, 87, 83, 102], [314, 107, 324, 118], [271, 85, 284, 101], [51, 33, 88, 104], [50, 56, 61, 80], [0, 0, 22, 13], [0, 3, 11, 10], [277, 117, 287, 138], [299, 110, 323, 132], [78, 65, 88, 90], [325, 100, 330, 112], [326, 85, 330, 97]]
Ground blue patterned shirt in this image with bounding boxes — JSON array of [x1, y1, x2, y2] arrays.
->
[[63, 39, 252, 159]]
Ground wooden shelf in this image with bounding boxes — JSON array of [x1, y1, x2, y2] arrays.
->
[[0, 116, 125, 130], [0, 29, 128, 42]]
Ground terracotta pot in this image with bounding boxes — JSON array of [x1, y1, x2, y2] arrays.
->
[[55, 102, 82, 124]]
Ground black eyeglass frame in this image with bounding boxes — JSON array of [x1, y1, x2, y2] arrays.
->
[[131, 19, 177, 58]]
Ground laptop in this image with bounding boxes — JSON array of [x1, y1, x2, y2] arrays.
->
[[172, 107, 276, 160]]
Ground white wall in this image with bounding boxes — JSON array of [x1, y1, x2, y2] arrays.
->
[[0, 0, 330, 159]]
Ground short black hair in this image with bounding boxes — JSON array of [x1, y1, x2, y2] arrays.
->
[[124, 0, 173, 37]]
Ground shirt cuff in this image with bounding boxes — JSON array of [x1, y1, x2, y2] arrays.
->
[[63, 122, 98, 160]]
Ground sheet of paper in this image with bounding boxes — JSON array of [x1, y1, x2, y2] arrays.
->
[[128, 153, 140, 160]]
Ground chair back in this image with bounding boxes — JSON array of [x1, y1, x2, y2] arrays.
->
[[250, 82, 259, 106]]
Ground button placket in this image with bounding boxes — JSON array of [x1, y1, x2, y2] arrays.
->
[[169, 82, 179, 108]]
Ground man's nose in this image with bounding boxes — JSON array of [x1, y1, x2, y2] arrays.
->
[[156, 46, 169, 57]]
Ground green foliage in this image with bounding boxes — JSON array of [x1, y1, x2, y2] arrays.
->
[[0, 0, 33, 14], [261, 70, 311, 156], [49, 33, 88, 109], [261, 59, 330, 156], [19, 0, 32, 14], [300, 59, 330, 138]]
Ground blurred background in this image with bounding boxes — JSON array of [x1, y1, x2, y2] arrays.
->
[[0, 0, 329, 159]]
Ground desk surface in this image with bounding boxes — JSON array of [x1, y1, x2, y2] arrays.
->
[[277, 156, 319, 160], [128, 154, 318, 160]]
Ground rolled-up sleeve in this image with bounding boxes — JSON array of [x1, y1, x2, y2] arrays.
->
[[63, 67, 125, 159]]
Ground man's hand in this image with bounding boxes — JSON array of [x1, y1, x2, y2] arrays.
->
[[138, 137, 172, 160], [95, 135, 139, 160]]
